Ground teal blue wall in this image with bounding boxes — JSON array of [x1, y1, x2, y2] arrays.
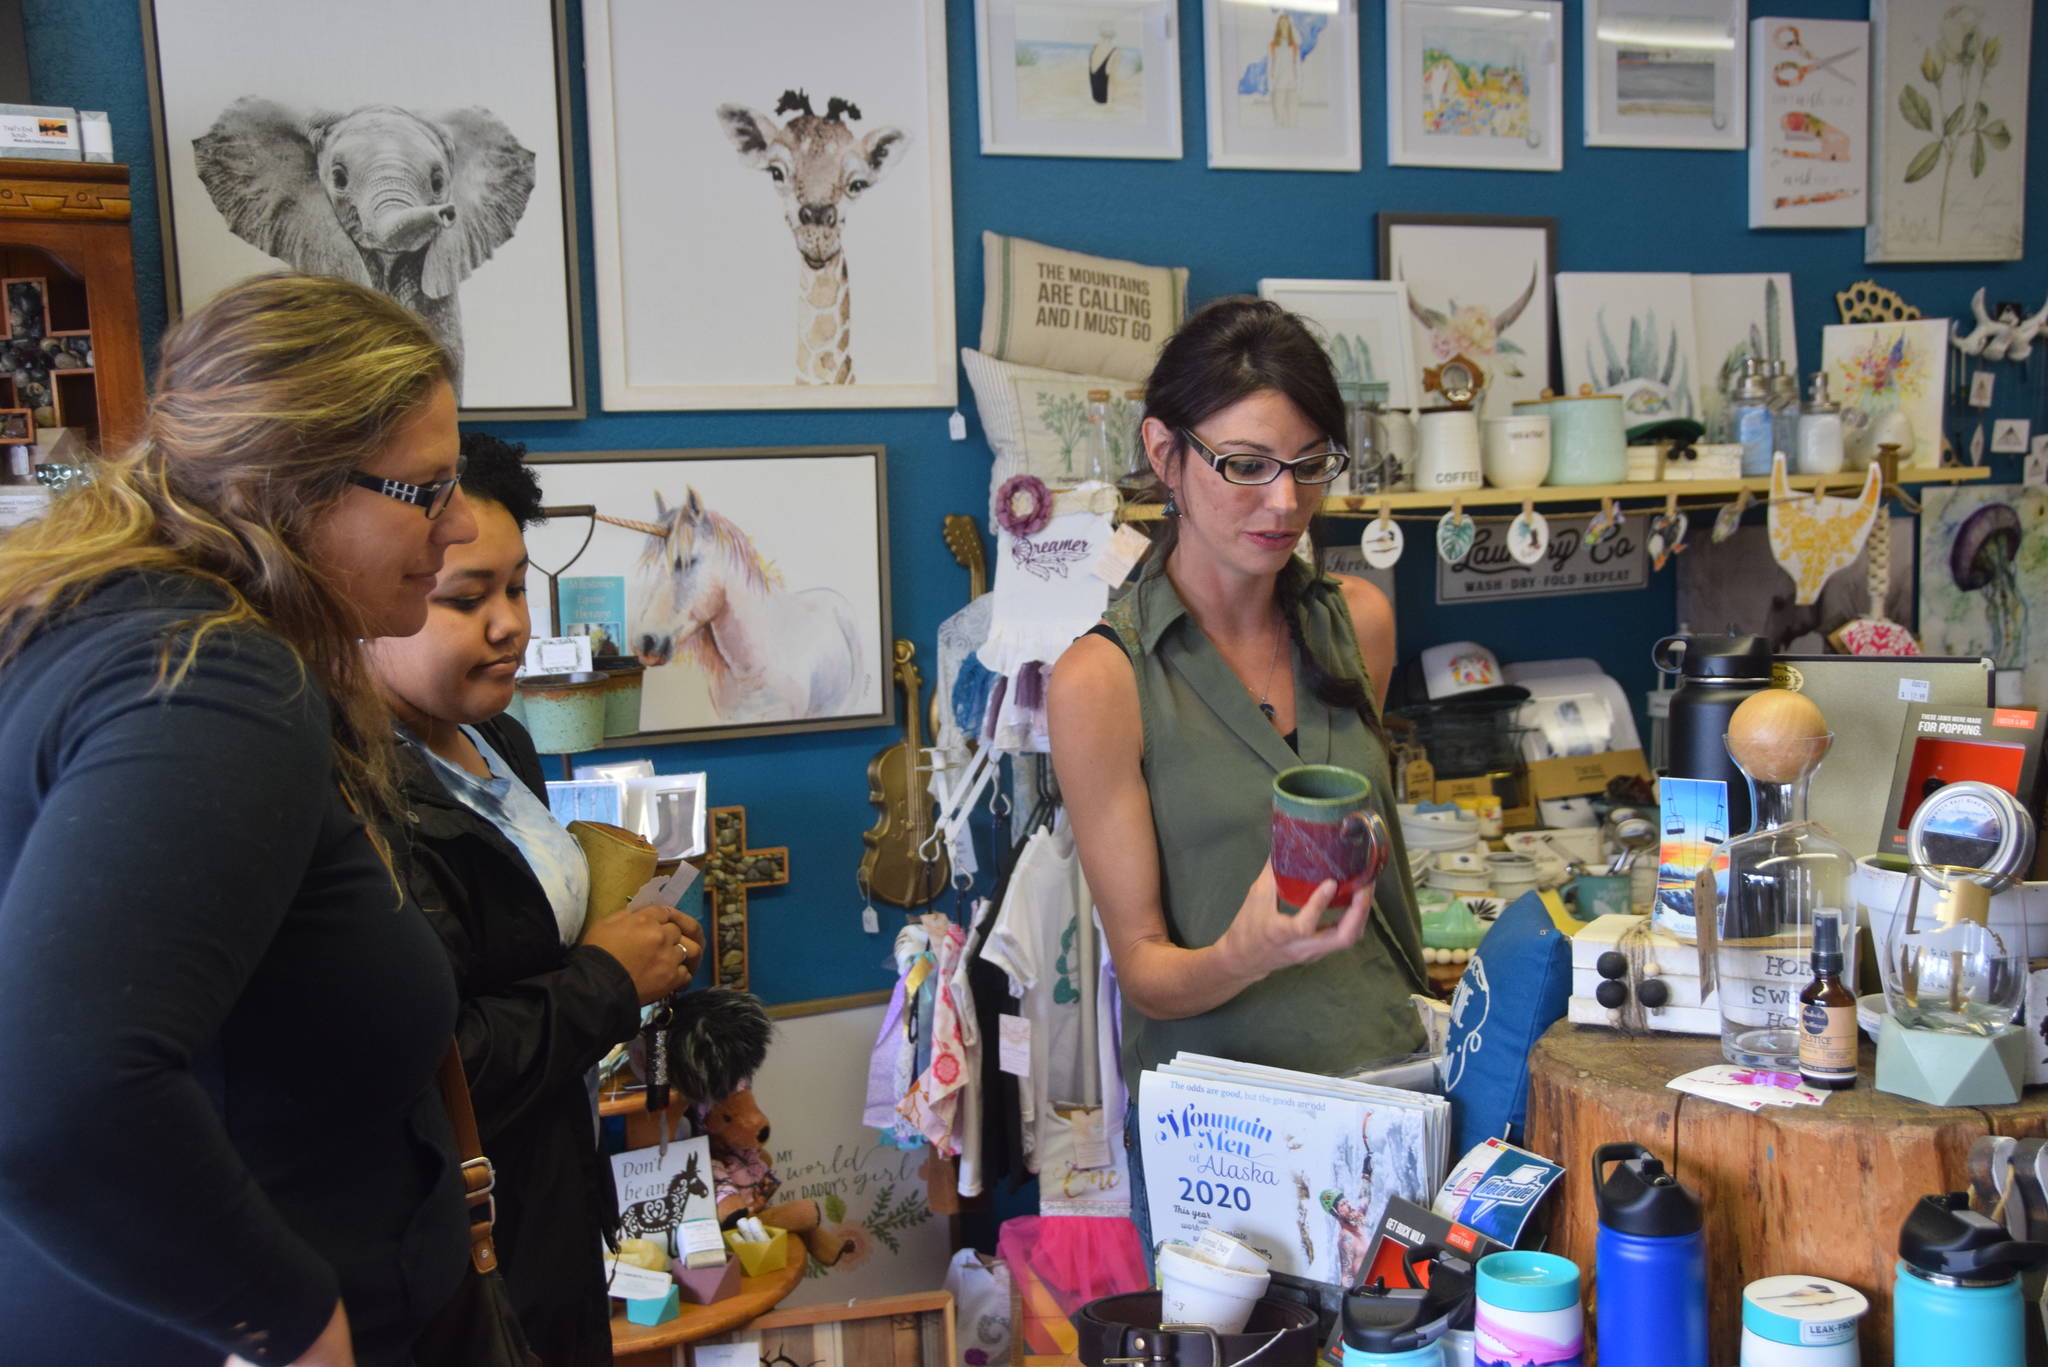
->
[[26, 0, 2048, 1005]]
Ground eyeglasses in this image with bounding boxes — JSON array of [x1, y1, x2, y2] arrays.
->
[[1182, 428, 1349, 487], [345, 454, 467, 520]]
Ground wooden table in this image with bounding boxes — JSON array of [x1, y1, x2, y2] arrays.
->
[[1524, 1022, 2048, 1366], [610, 1251, 808, 1365]]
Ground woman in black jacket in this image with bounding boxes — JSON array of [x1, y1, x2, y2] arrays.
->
[[368, 436, 701, 1365]]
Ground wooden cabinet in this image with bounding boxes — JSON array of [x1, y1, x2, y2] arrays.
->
[[0, 159, 145, 461]]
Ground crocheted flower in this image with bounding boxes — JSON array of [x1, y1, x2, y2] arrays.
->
[[996, 474, 1053, 539]]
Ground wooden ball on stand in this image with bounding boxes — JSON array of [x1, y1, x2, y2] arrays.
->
[[1724, 688, 1832, 783]]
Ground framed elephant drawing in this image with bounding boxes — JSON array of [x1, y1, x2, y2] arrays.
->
[[582, 0, 957, 411], [141, 0, 584, 420]]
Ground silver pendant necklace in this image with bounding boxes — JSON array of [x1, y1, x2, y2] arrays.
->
[[1254, 613, 1286, 722]]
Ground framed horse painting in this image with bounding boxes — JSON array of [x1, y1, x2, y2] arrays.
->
[[522, 446, 892, 745]]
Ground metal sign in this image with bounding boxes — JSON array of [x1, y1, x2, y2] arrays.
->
[[1435, 511, 1648, 604]]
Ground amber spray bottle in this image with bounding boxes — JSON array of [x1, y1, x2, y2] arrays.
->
[[1798, 909, 1858, 1089]]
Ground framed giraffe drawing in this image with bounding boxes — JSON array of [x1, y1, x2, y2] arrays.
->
[[582, 0, 957, 411], [140, 0, 584, 420]]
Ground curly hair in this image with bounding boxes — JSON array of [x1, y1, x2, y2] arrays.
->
[[456, 432, 547, 529]]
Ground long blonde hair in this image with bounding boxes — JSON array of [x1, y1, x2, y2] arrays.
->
[[0, 272, 454, 860]]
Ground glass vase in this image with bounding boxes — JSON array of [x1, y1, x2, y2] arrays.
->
[[1714, 732, 1858, 1068], [1879, 867, 2027, 1034]]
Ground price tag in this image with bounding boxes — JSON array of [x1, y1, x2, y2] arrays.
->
[[602, 1257, 676, 1301], [1068, 1105, 1113, 1170], [1899, 677, 1932, 703], [695, 1337, 763, 1367], [1090, 523, 1152, 585], [949, 410, 968, 441], [999, 1014, 1032, 1077], [1970, 371, 1996, 408], [523, 635, 592, 674]]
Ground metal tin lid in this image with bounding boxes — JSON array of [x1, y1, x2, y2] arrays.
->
[[1741, 1276, 1868, 1347], [1905, 780, 2035, 883], [1804, 371, 1838, 414], [1729, 357, 1772, 404]]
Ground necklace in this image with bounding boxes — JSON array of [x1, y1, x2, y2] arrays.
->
[[1252, 612, 1286, 723]]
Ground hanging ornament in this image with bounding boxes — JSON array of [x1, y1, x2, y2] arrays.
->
[[1585, 498, 1623, 547], [1970, 423, 1987, 466], [1829, 505, 1923, 655], [1360, 507, 1405, 568], [1506, 504, 1549, 565], [1713, 489, 1753, 544], [1648, 496, 1689, 572], [1765, 454, 1882, 604], [1436, 505, 1477, 564]]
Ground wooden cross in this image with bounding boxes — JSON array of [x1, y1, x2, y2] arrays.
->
[[0, 275, 94, 428], [688, 805, 788, 991]]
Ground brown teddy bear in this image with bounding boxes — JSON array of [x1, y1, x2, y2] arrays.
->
[[696, 1085, 855, 1267]]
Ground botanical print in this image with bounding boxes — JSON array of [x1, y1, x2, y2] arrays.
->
[[1412, 278, 1536, 389], [1819, 318, 1950, 467], [1748, 17, 1869, 227], [1692, 273, 1795, 440], [1419, 24, 1530, 139], [523, 452, 887, 742], [1258, 280, 1419, 408], [1868, 0, 2031, 261], [1014, 2, 1146, 126], [1011, 376, 1140, 484], [1919, 485, 2048, 670], [1557, 273, 1700, 422]]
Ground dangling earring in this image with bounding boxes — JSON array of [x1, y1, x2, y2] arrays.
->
[[1163, 490, 1180, 518]]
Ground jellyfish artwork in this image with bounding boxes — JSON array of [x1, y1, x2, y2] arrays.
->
[[1950, 503, 2027, 666]]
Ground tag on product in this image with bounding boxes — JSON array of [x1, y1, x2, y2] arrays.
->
[[1066, 1104, 1113, 1170], [1668, 1064, 1828, 1112], [949, 410, 968, 441], [695, 1337, 762, 1367], [523, 635, 593, 674], [1970, 371, 1996, 408], [1899, 677, 1932, 703], [999, 1014, 1032, 1076], [1090, 524, 1151, 585], [602, 1256, 675, 1301]]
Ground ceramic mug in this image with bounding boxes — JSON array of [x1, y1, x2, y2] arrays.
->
[[1272, 765, 1390, 915], [1481, 415, 1552, 489], [1414, 407, 1483, 491]]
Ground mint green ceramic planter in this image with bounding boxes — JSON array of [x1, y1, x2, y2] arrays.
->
[[597, 659, 644, 738], [515, 671, 607, 754]]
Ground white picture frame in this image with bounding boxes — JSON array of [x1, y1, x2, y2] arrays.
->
[[1747, 17, 1869, 227], [1385, 0, 1562, 172], [583, 0, 957, 411], [1203, 0, 1361, 172], [976, 0, 1183, 160], [1257, 279, 1419, 409], [140, 0, 584, 420], [1866, 0, 2031, 263], [1378, 213, 1558, 416], [1583, 0, 1748, 150]]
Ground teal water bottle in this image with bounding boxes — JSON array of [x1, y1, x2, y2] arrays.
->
[[1894, 1192, 2048, 1366]]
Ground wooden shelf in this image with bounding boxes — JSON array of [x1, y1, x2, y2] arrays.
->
[[1116, 465, 1990, 520], [609, 1250, 809, 1359]]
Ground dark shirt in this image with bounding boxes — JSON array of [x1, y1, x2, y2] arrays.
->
[[0, 575, 468, 1366], [390, 716, 640, 1367]]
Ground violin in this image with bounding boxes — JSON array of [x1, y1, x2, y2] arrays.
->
[[860, 639, 947, 907]]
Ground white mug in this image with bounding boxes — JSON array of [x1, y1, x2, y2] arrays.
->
[[1414, 408, 1483, 491], [1482, 415, 1552, 489]]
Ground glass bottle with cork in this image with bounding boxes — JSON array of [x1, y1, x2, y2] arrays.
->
[[1081, 389, 1115, 484], [1799, 909, 1858, 1089]]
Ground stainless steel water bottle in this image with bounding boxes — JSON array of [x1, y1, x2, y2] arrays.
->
[[1651, 634, 1773, 838], [1592, 1142, 1707, 1367]]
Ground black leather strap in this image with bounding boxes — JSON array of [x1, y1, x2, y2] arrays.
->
[[1074, 1292, 1320, 1367]]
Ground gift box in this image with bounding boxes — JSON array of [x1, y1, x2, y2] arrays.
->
[[672, 1255, 742, 1304], [625, 1284, 681, 1326], [724, 1226, 790, 1276]]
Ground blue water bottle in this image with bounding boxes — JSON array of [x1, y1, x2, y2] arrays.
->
[[1591, 1142, 1706, 1367], [1894, 1192, 2048, 1366]]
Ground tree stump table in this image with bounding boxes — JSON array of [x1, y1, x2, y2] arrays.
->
[[1524, 1021, 2048, 1366]]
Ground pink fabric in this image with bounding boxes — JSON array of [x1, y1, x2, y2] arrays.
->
[[996, 1214, 1149, 1320]]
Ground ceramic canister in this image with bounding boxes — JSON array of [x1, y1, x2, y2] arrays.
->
[[1413, 407, 1484, 492], [1474, 1252, 1582, 1367], [595, 657, 646, 738], [1481, 414, 1551, 489], [1521, 387, 1626, 486], [1272, 765, 1390, 915], [514, 670, 608, 754], [1739, 1276, 1867, 1366]]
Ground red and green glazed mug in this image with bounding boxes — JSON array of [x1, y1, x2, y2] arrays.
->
[[1271, 764, 1390, 914]]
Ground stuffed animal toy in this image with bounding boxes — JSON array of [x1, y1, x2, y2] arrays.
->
[[697, 1085, 856, 1267], [668, 988, 775, 1103]]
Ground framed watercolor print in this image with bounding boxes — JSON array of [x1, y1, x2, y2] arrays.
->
[[1748, 17, 1869, 227], [1204, 0, 1360, 171], [140, 0, 583, 420], [1257, 279, 1418, 408], [1377, 213, 1557, 414], [977, 0, 1183, 159], [1583, 0, 1747, 149], [1384, 0, 1562, 172], [1866, 0, 2031, 262], [584, 0, 956, 410], [1691, 273, 1796, 440], [1556, 272, 1702, 424], [521, 446, 893, 745], [1821, 319, 1951, 468]]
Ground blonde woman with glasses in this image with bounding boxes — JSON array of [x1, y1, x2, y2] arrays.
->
[[0, 274, 479, 1367]]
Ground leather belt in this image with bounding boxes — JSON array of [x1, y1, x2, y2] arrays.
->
[[1074, 1292, 1321, 1367]]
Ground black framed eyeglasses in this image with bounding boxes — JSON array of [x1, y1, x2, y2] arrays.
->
[[345, 454, 467, 520], [1182, 428, 1349, 487]]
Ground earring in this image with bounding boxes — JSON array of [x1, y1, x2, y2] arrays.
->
[[1163, 490, 1180, 518]]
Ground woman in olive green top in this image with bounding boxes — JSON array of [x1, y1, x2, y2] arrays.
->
[[1047, 299, 1428, 1226]]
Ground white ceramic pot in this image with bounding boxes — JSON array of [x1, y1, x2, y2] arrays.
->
[[1414, 407, 1484, 491], [1157, 1242, 1269, 1335], [1483, 415, 1552, 489]]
